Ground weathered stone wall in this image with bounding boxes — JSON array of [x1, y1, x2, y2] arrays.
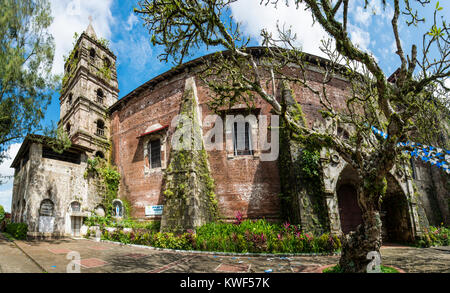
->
[[11, 142, 101, 237], [59, 32, 119, 157], [413, 160, 450, 226]]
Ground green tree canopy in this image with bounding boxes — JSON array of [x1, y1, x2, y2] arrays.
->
[[0, 0, 58, 168]]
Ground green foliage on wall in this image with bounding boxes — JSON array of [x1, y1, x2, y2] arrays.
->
[[84, 157, 124, 217], [161, 85, 218, 232], [278, 87, 330, 234], [61, 43, 80, 94], [97, 63, 112, 82]]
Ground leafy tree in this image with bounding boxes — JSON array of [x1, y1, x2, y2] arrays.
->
[[135, 0, 449, 272], [0, 205, 5, 222], [0, 0, 59, 170]]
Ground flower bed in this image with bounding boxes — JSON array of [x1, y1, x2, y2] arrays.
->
[[99, 219, 342, 254]]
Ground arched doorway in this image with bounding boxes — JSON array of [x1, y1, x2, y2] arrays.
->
[[336, 166, 414, 243], [337, 184, 363, 234], [380, 175, 413, 243], [336, 165, 363, 234], [39, 199, 55, 233], [69, 201, 82, 237]]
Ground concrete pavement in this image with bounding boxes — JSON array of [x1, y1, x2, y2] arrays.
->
[[1, 234, 449, 273], [0, 233, 44, 273]]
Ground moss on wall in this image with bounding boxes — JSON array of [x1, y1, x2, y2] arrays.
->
[[278, 82, 330, 235], [160, 80, 218, 233]]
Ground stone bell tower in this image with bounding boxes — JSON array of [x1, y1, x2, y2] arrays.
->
[[59, 21, 119, 158]]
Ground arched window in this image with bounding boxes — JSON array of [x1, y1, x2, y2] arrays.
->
[[89, 48, 96, 59], [67, 93, 73, 105], [39, 199, 54, 217], [70, 201, 81, 213], [112, 200, 123, 218], [96, 119, 105, 137], [96, 88, 104, 104], [66, 123, 71, 135], [104, 57, 111, 68], [95, 151, 105, 159]]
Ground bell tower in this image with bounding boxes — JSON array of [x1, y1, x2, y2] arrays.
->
[[59, 21, 119, 158]]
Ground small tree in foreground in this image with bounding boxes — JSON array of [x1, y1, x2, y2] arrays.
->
[[135, 0, 449, 272]]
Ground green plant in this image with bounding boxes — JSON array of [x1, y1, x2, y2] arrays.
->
[[100, 218, 342, 254], [416, 224, 449, 247], [323, 264, 399, 273], [84, 157, 122, 217], [6, 223, 28, 240], [0, 205, 5, 223]]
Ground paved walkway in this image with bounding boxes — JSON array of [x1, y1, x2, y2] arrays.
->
[[0, 233, 43, 273], [1, 234, 449, 273]]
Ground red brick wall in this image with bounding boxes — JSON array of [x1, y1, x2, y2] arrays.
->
[[110, 67, 350, 222]]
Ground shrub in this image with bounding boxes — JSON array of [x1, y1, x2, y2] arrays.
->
[[6, 223, 28, 240], [0, 205, 5, 222], [416, 225, 449, 247], [100, 218, 342, 254]]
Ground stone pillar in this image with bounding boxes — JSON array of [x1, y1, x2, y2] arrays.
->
[[277, 82, 330, 234], [160, 77, 217, 233]]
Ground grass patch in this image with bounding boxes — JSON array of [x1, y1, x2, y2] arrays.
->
[[1, 232, 15, 241], [323, 264, 400, 273]]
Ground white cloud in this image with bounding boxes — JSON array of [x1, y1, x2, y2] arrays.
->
[[0, 143, 21, 213], [349, 25, 371, 52], [353, 5, 372, 27], [0, 188, 13, 213], [48, 0, 115, 75], [229, 0, 330, 57], [0, 143, 21, 179], [113, 34, 154, 75], [125, 13, 138, 31]]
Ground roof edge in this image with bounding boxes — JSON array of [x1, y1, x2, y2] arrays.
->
[[108, 47, 334, 114]]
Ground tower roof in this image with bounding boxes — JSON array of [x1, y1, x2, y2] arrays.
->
[[85, 18, 97, 40]]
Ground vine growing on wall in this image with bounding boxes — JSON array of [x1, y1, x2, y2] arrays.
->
[[84, 157, 125, 217], [278, 86, 330, 234], [97, 64, 112, 82]]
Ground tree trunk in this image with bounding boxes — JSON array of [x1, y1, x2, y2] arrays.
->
[[338, 180, 384, 273]]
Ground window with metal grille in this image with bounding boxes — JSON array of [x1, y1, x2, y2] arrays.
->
[[148, 139, 162, 168], [40, 200, 54, 217], [96, 120, 105, 137], [233, 122, 253, 156]]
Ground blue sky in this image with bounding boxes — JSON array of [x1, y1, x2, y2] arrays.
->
[[0, 0, 448, 212]]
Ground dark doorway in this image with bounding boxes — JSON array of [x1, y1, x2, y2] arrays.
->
[[337, 184, 363, 234], [381, 177, 413, 243]]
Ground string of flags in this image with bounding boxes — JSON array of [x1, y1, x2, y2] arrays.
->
[[371, 126, 450, 175]]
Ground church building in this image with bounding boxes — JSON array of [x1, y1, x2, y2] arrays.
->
[[10, 24, 449, 240]]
